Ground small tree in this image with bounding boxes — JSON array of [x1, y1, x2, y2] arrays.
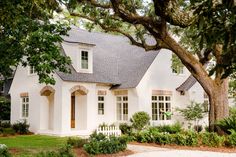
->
[[177, 101, 204, 131], [130, 111, 150, 131]]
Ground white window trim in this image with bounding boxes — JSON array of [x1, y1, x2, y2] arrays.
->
[[116, 95, 128, 122], [21, 96, 29, 119], [152, 95, 172, 121], [78, 47, 93, 73], [98, 95, 105, 115]]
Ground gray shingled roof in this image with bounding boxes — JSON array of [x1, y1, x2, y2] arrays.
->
[[57, 28, 159, 89], [176, 75, 197, 91]]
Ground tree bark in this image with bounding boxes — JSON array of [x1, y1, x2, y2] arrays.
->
[[209, 78, 229, 133], [162, 34, 229, 133]]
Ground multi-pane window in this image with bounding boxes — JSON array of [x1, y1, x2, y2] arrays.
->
[[152, 95, 171, 120], [117, 96, 128, 121], [21, 96, 29, 118], [81, 51, 89, 69], [98, 96, 104, 115], [29, 66, 36, 74]]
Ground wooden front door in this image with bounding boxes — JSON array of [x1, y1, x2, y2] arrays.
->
[[71, 96, 75, 128]]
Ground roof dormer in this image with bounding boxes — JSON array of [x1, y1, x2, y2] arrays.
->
[[61, 41, 95, 74], [78, 46, 93, 73]]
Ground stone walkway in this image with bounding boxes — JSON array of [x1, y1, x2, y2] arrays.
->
[[127, 144, 236, 157]]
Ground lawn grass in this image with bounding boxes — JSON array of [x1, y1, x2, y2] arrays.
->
[[0, 135, 68, 156]]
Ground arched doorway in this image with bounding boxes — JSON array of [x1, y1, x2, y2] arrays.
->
[[40, 86, 55, 130], [70, 85, 88, 130]]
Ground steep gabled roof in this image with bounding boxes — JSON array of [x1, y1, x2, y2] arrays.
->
[[57, 28, 159, 89], [176, 75, 197, 92]]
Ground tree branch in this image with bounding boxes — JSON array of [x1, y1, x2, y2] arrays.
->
[[76, 0, 112, 9], [70, 13, 167, 51], [153, 0, 196, 28]]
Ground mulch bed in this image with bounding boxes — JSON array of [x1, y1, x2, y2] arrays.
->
[[129, 141, 236, 153], [74, 148, 134, 157]]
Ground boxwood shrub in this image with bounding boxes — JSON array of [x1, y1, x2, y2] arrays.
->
[[83, 133, 127, 155], [67, 137, 88, 148]]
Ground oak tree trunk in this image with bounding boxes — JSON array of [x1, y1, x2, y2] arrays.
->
[[208, 78, 229, 133]]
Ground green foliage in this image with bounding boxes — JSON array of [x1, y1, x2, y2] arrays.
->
[[229, 107, 236, 117], [171, 54, 184, 74], [2, 128, 16, 136], [156, 122, 183, 134], [136, 130, 154, 143], [0, 97, 10, 120], [83, 133, 127, 155], [130, 112, 150, 131], [0, 0, 71, 84], [226, 130, 236, 147], [154, 133, 174, 145], [0, 144, 11, 157], [12, 120, 30, 134], [200, 132, 225, 147], [217, 115, 236, 134], [173, 131, 199, 146], [177, 102, 204, 122], [0, 122, 11, 128], [66, 137, 88, 148], [36, 145, 75, 157], [119, 123, 133, 135]]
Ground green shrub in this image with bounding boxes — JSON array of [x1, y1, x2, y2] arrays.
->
[[90, 132, 106, 141], [12, 120, 29, 134], [37, 145, 74, 157], [156, 122, 182, 134], [174, 131, 198, 146], [201, 132, 225, 147], [0, 122, 11, 128], [2, 128, 15, 136], [136, 130, 153, 143], [83, 133, 127, 155], [119, 123, 133, 135], [229, 107, 236, 117], [217, 116, 236, 134], [130, 112, 150, 130], [226, 130, 236, 147], [154, 133, 174, 145], [0, 144, 11, 157], [67, 137, 88, 148]]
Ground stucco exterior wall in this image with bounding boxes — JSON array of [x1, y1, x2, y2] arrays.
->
[[136, 49, 206, 128], [9, 64, 63, 133], [10, 48, 209, 136]]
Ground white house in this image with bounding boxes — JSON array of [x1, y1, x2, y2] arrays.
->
[[9, 28, 208, 136]]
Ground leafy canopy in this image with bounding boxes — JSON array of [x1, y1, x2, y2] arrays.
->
[[0, 0, 71, 84], [65, 0, 236, 80]]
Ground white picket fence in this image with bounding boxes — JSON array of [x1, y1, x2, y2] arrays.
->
[[96, 126, 121, 136]]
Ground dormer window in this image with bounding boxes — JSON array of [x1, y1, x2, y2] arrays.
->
[[78, 48, 93, 73], [81, 51, 89, 69]]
